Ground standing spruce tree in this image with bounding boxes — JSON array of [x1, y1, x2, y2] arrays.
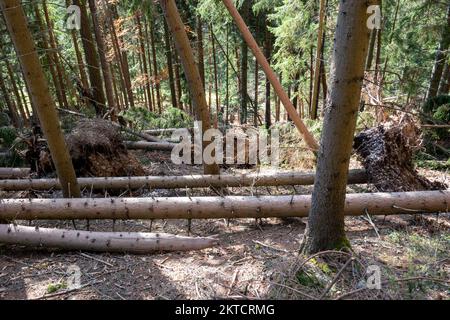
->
[[301, 0, 373, 254], [1, 0, 80, 198]]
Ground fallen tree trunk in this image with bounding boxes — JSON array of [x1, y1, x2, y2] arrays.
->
[[0, 169, 367, 191], [144, 128, 190, 135], [0, 224, 218, 253], [124, 141, 177, 151], [0, 190, 448, 220], [0, 167, 31, 179]]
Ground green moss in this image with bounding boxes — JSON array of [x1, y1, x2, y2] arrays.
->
[[296, 270, 323, 288], [46, 282, 68, 294]]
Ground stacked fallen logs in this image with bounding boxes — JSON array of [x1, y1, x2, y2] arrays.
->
[[0, 224, 218, 253], [0, 190, 448, 220], [0, 169, 368, 191]]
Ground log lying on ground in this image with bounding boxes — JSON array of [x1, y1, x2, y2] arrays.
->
[[0, 169, 368, 191], [0, 224, 218, 253], [0, 190, 448, 220], [0, 167, 31, 179], [144, 128, 190, 135], [124, 141, 176, 151]]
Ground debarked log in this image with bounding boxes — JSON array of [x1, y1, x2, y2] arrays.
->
[[0, 167, 31, 179], [0, 224, 218, 253], [0, 190, 448, 220], [124, 141, 176, 151], [0, 170, 368, 191]]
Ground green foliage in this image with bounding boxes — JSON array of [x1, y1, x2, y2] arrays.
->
[[0, 126, 18, 148], [423, 95, 450, 114], [46, 282, 68, 294], [120, 107, 193, 131], [0, 112, 10, 127], [433, 104, 450, 123]]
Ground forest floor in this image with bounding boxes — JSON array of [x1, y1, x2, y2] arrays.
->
[[0, 149, 448, 300]]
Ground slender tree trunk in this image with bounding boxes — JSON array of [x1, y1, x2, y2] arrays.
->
[[159, 0, 220, 175], [74, 0, 106, 116], [144, 16, 156, 112], [69, 24, 89, 90], [311, 0, 326, 120], [150, 19, 162, 113], [89, 0, 117, 121], [163, 20, 178, 109], [366, 29, 377, 70], [239, 0, 250, 124], [197, 16, 205, 88], [33, 3, 64, 109], [136, 12, 153, 112], [301, 0, 372, 254], [225, 26, 230, 125], [438, 63, 450, 95], [1, 0, 80, 198], [275, 73, 281, 122], [264, 24, 272, 129], [0, 69, 20, 127], [210, 24, 220, 128], [426, 4, 450, 100], [43, 0, 69, 110], [4, 60, 28, 126]]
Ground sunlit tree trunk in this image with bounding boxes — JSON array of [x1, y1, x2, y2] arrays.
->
[[136, 12, 153, 111], [301, 0, 372, 254], [150, 19, 162, 113], [311, 0, 326, 120]]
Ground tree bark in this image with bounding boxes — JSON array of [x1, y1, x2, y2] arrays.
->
[[0, 69, 20, 127], [150, 18, 162, 113], [239, 0, 250, 124], [42, 0, 69, 110], [264, 24, 272, 129], [0, 224, 217, 253], [426, 4, 450, 100], [1, 0, 80, 198], [221, 0, 319, 151], [438, 63, 450, 95], [74, 0, 106, 116], [196, 16, 205, 88], [89, 0, 117, 121], [0, 190, 448, 221], [301, 0, 372, 254], [163, 20, 178, 109], [210, 24, 220, 128], [159, 0, 220, 175], [0, 169, 367, 191]]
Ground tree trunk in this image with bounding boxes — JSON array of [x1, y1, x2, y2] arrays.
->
[[1, 190, 448, 221], [159, 0, 220, 175], [42, 0, 69, 110], [163, 20, 178, 109], [264, 24, 272, 129], [144, 17, 156, 112], [150, 19, 162, 113], [301, 0, 372, 254], [311, 0, 326, 120], [239, 0, 250, 124], [136, 12, 152, 111], [438, 63, 450, 95], [0, 169, 367, 191], [74, 0, 106, 116], [0, 224, 217, 253], [1, 0, 80, 198], [89, 0, 117, 121], [222, 0, 319, 151], [32, 3, 64, 110], [4, 59, 28, 126], [0, 69, 20, 127], [426, 4, 450, 100], [196, 16, 205, 88], [210, 24, 220, 128]]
